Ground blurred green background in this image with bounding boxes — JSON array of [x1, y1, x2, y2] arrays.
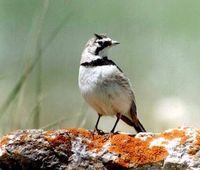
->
[[1, 0, 200, 135]]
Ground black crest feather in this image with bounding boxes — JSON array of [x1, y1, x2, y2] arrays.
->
[[94, 33, 103, 39]]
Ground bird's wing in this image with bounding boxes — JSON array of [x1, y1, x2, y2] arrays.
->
[[114, 69, 136, 106], [112, 67, 138, 116]]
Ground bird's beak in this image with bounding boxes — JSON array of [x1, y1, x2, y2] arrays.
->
[[111, 40, 120, 46]]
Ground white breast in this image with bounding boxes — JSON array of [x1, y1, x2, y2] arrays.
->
[[78, 65, 132, 117]]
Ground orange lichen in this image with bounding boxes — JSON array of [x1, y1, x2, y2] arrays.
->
[[43, 130, 55, 137], [193, 131, 200, 148], [188, 147, 198, 155], [68, 128, 93, 139], [0, 136, 9, 146], [188, 130, 200, 155], [108, 129, 188, 167], [36, 128, 191, 167], [109, 134, 168, 167], [47, 134, 70, 146], [160, 129, 188, 144], [65, 128, 190, 167], [44, 130, 70, 146]]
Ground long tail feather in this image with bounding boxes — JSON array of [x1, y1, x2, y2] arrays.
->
[[121, 115, 146, 133]]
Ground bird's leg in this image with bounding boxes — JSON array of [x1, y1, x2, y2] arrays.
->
[[94, 114, 104, 134], [95, 114, 101, 130], [110, 113, 121, 133]]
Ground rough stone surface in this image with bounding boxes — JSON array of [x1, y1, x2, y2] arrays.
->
[[0, 127, 200, 169]]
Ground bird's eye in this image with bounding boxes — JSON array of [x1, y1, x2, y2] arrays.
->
[[104, 41, 111, 46]]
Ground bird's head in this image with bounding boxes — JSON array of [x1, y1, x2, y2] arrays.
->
[[84, 33, 120, 57]]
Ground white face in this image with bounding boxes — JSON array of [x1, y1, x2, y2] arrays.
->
[[86, 35, 119, 57], [95, 37, 112, 56]]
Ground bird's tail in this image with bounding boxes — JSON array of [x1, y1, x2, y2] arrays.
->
[[133, 118, 146, 132], [121, 115, 146, 133]]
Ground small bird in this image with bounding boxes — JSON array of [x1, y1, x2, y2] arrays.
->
[[78, 33, 146, 133]]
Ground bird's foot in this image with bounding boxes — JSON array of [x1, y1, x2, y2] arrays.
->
[[110, 130, 120, 134], [94, 128, 105, 135]]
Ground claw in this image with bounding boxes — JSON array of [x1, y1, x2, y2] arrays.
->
[[110, 130, 120, 134], [94, 128, 105, 135]]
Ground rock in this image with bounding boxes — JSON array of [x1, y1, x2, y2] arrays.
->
[[0, 127, 200, 169]]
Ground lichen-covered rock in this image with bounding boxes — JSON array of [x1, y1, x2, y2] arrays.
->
[[0, 127, 200, 169]]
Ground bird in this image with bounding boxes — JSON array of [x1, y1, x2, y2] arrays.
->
[[78, 33, 146, 134]]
